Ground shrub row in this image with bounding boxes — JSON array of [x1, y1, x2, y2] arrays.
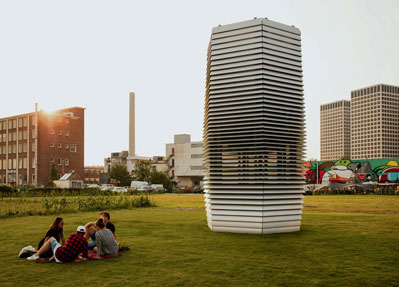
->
[[1, 195, 154, 218], [0, 185, 116, 197]]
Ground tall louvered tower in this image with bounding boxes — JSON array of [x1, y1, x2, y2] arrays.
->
[[203, 18, 306, 234]]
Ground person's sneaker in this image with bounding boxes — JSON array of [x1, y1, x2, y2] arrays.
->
[[27, 254, 39, 261]]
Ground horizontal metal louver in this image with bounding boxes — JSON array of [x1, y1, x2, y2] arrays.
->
[[203, 18, 306, 234]]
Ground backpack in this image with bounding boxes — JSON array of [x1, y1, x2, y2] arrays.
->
[[19, 245, 37, 258]]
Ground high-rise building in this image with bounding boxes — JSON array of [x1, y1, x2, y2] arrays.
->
[[320, 100, 351, 161], [203, 18, 306, 234], [351, 84, 399, 159], [0, 106, 85, 186]]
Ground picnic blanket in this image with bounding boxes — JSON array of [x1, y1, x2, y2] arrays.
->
[[68, 250, 122, 263]]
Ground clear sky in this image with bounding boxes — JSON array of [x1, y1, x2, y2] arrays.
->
[[0, 0, 398, 165]]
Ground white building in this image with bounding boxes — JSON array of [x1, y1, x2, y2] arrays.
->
[[151, 156, 168, 173], [54, 172, 84, 189], [164, 134, 204, 187]]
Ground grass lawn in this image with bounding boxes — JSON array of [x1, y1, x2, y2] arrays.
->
[[0, 194, 398, 287]]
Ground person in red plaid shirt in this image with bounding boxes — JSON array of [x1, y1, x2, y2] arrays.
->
[[28, 226, 89, 263]]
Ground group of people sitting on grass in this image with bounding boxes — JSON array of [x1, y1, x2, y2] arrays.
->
[[27, 211, 120, 263]]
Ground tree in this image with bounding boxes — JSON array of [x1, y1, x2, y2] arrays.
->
[[50, 163, 60, 181], [47, 163, 59, 187], [149, 170, 172, 192], [109, 163, 132, 187], [131, 160, 152, 182]]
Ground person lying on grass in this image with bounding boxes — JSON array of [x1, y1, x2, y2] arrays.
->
[[93, 218, 119, 259], [85, 211, 117, 249], [27, 226, 89, 263], [37, 217, 65, 259]]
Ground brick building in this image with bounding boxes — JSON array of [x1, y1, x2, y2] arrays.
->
[[0, 106, 84, 186], [84, 166, 104, 184]]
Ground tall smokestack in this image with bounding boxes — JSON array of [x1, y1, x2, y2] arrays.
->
[[129, 92, 135, 156]]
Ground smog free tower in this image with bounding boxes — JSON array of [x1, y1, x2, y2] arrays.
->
[[203, 18, 306, 234]]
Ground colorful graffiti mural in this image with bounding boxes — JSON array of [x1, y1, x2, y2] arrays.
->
[[304, 159, 399, 184]]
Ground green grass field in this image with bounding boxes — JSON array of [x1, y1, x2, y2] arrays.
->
[[1, 195, 398, 287]]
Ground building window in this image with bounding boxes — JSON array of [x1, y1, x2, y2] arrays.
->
[[65, 131, 69, 136], [13, 119, 17, 129], [70, 144, 76, 152], [191, 143, 203, 148], [57, 158, 62, 166], [58, 143, 62, 148], [65, 158, 69, 166], [23, 158, 27, 169], [18, 144, 22, 153], [191, 154, 203, 159], [18, 118, 23, 128], [50, 157, 54, 163], [23, 143, 27, 152], [23, 130, 27, 140], [23, 117, 27, 127], [57, 131, 62, 136], [65, 144, 69, 149], [50, 143, 54, 148], [50, 130, 54, 135]]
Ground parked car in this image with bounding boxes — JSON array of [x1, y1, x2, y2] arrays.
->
[[131, 181, 151, 192], [151, 184, 166, 192], [193, 186, 204, 193], [112, 186, 128, 193], [85, 184, 100, 188], [101, 184, 114, 191], [138, 185, 152, 192]]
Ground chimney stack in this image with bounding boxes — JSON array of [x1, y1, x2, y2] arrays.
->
[[129, 92, 135, 157]]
